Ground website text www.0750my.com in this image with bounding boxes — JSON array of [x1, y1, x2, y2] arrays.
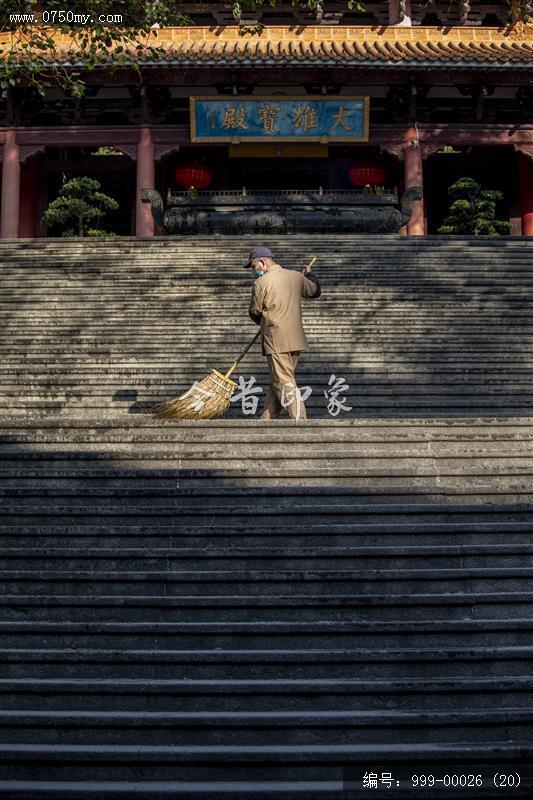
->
[[9, 10, 123, 24]]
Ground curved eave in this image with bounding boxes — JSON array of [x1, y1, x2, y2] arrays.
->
[[144, 58, 532, 68], [48, 57, 533, 70]]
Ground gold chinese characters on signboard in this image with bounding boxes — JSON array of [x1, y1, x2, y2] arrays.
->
[[190, 96, 370, 143]]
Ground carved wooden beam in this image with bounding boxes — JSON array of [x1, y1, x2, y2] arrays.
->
[[19, 144, 46, 163], [3, 123, 531, 163]]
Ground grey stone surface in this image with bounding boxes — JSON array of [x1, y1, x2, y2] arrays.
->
[[0, 235, 533, 796]]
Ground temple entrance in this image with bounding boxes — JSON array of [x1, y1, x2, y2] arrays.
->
[[149, 145, 413, 235]]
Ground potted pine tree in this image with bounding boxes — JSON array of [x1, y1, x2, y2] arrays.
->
[[438, 177, 512, 235], [43, 176, 119, 237]]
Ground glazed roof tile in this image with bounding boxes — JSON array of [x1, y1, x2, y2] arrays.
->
[[1, 25, 532, 68]]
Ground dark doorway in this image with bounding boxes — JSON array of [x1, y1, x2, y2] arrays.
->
[[163, 145, 398, 196], [424, 146, 516, 234], [44, 147, 135, 236]]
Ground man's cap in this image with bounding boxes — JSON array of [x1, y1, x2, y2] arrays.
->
[[243, 246, 273, 268]]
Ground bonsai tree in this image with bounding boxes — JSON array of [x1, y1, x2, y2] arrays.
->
[[437, 177, 512, 236], [43, 176, 119, 237]]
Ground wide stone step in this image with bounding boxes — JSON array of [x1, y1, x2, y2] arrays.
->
[[0, 675, 531, 712], [0, 707, 531, 746], [1, 516, 529, 532], [3, 314, 533, 323], [0, 464, 528, 480], [2, 270, 532, 280], [2, 370, 529, 385], [2, 645, 532, 680], [3, 503, 533, 527], [14, 442, 533, 462], [2, 305, 532, 317], [3, 401, 532, 415], [3, 277, 531, 288], [1, 544, 532, 571], [2, 376, 526, 389], [2, 314, 529, 324], [2, 417, 531, 427], [6, 246, 528, 255], [3, 261, 532, 270], [2, 422, 533, 440], [5, 366, 530, 375], [2, 295, 528, 303], [0, 517, 530, 540], [6, 411, 513, 422], [1, 743, 532, 799], [1, 613, 533, 642], [3, 463, 533, 481], [1, 350, 529, 361], [6, 353, 527, 362], [2, 329, 529, 339], [1, 481, 531, 500], [0, 346, 530, 356], [5, 325, 533, 335], [1, 530, 531, 549], [4, 439, 533, 457], [1, 592, 532, 623], [1, 261, 530, 269], [4, 278, 527, 286], [0, 352, 528, 362], [0, 779, 480, 800], [2, 286, 533, 299], [0, 571, 530, 598], [4, 259, 530, 267]]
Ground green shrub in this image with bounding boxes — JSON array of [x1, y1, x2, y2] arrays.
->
[[43, 176, 119, 237], [438, 177, 512, 236]]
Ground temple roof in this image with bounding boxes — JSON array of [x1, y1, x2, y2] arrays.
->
[[3, 25, 532, 69]]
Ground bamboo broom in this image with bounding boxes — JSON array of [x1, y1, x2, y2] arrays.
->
[[150, 330, 261, 420]]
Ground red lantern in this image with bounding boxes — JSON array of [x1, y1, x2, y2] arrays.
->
[[174, 162, 213, 190], [348, 159, 386, 187]]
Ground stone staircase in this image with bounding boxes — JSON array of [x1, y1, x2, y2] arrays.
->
[[0, 234, 533, 798]]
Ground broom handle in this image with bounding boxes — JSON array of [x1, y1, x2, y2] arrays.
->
[[224, 331, 262, 379], [224, 256, 317, 380]]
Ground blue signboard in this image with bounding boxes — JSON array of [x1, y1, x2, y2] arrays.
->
[[190, 96, 369, 143]]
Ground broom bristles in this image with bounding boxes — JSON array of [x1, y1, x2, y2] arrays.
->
[[151, 369, 238, 420]]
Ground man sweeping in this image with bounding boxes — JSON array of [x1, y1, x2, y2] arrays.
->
[[244, 246, 321, 421]]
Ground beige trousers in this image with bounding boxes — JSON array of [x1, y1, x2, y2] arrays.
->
[[260, 350, 308, 421]]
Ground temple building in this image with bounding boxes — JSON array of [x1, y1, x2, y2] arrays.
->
[[0, 0, 532, 238]]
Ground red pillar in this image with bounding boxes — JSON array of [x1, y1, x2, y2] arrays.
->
[[404, 127, 425, 236], [136, 127, 155, 237], [518, 151, 533, 236], [1, 129, 21, 239], [19, 157, 40, 238]]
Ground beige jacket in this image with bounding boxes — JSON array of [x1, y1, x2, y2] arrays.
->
[[248, 263, 320, 355]]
